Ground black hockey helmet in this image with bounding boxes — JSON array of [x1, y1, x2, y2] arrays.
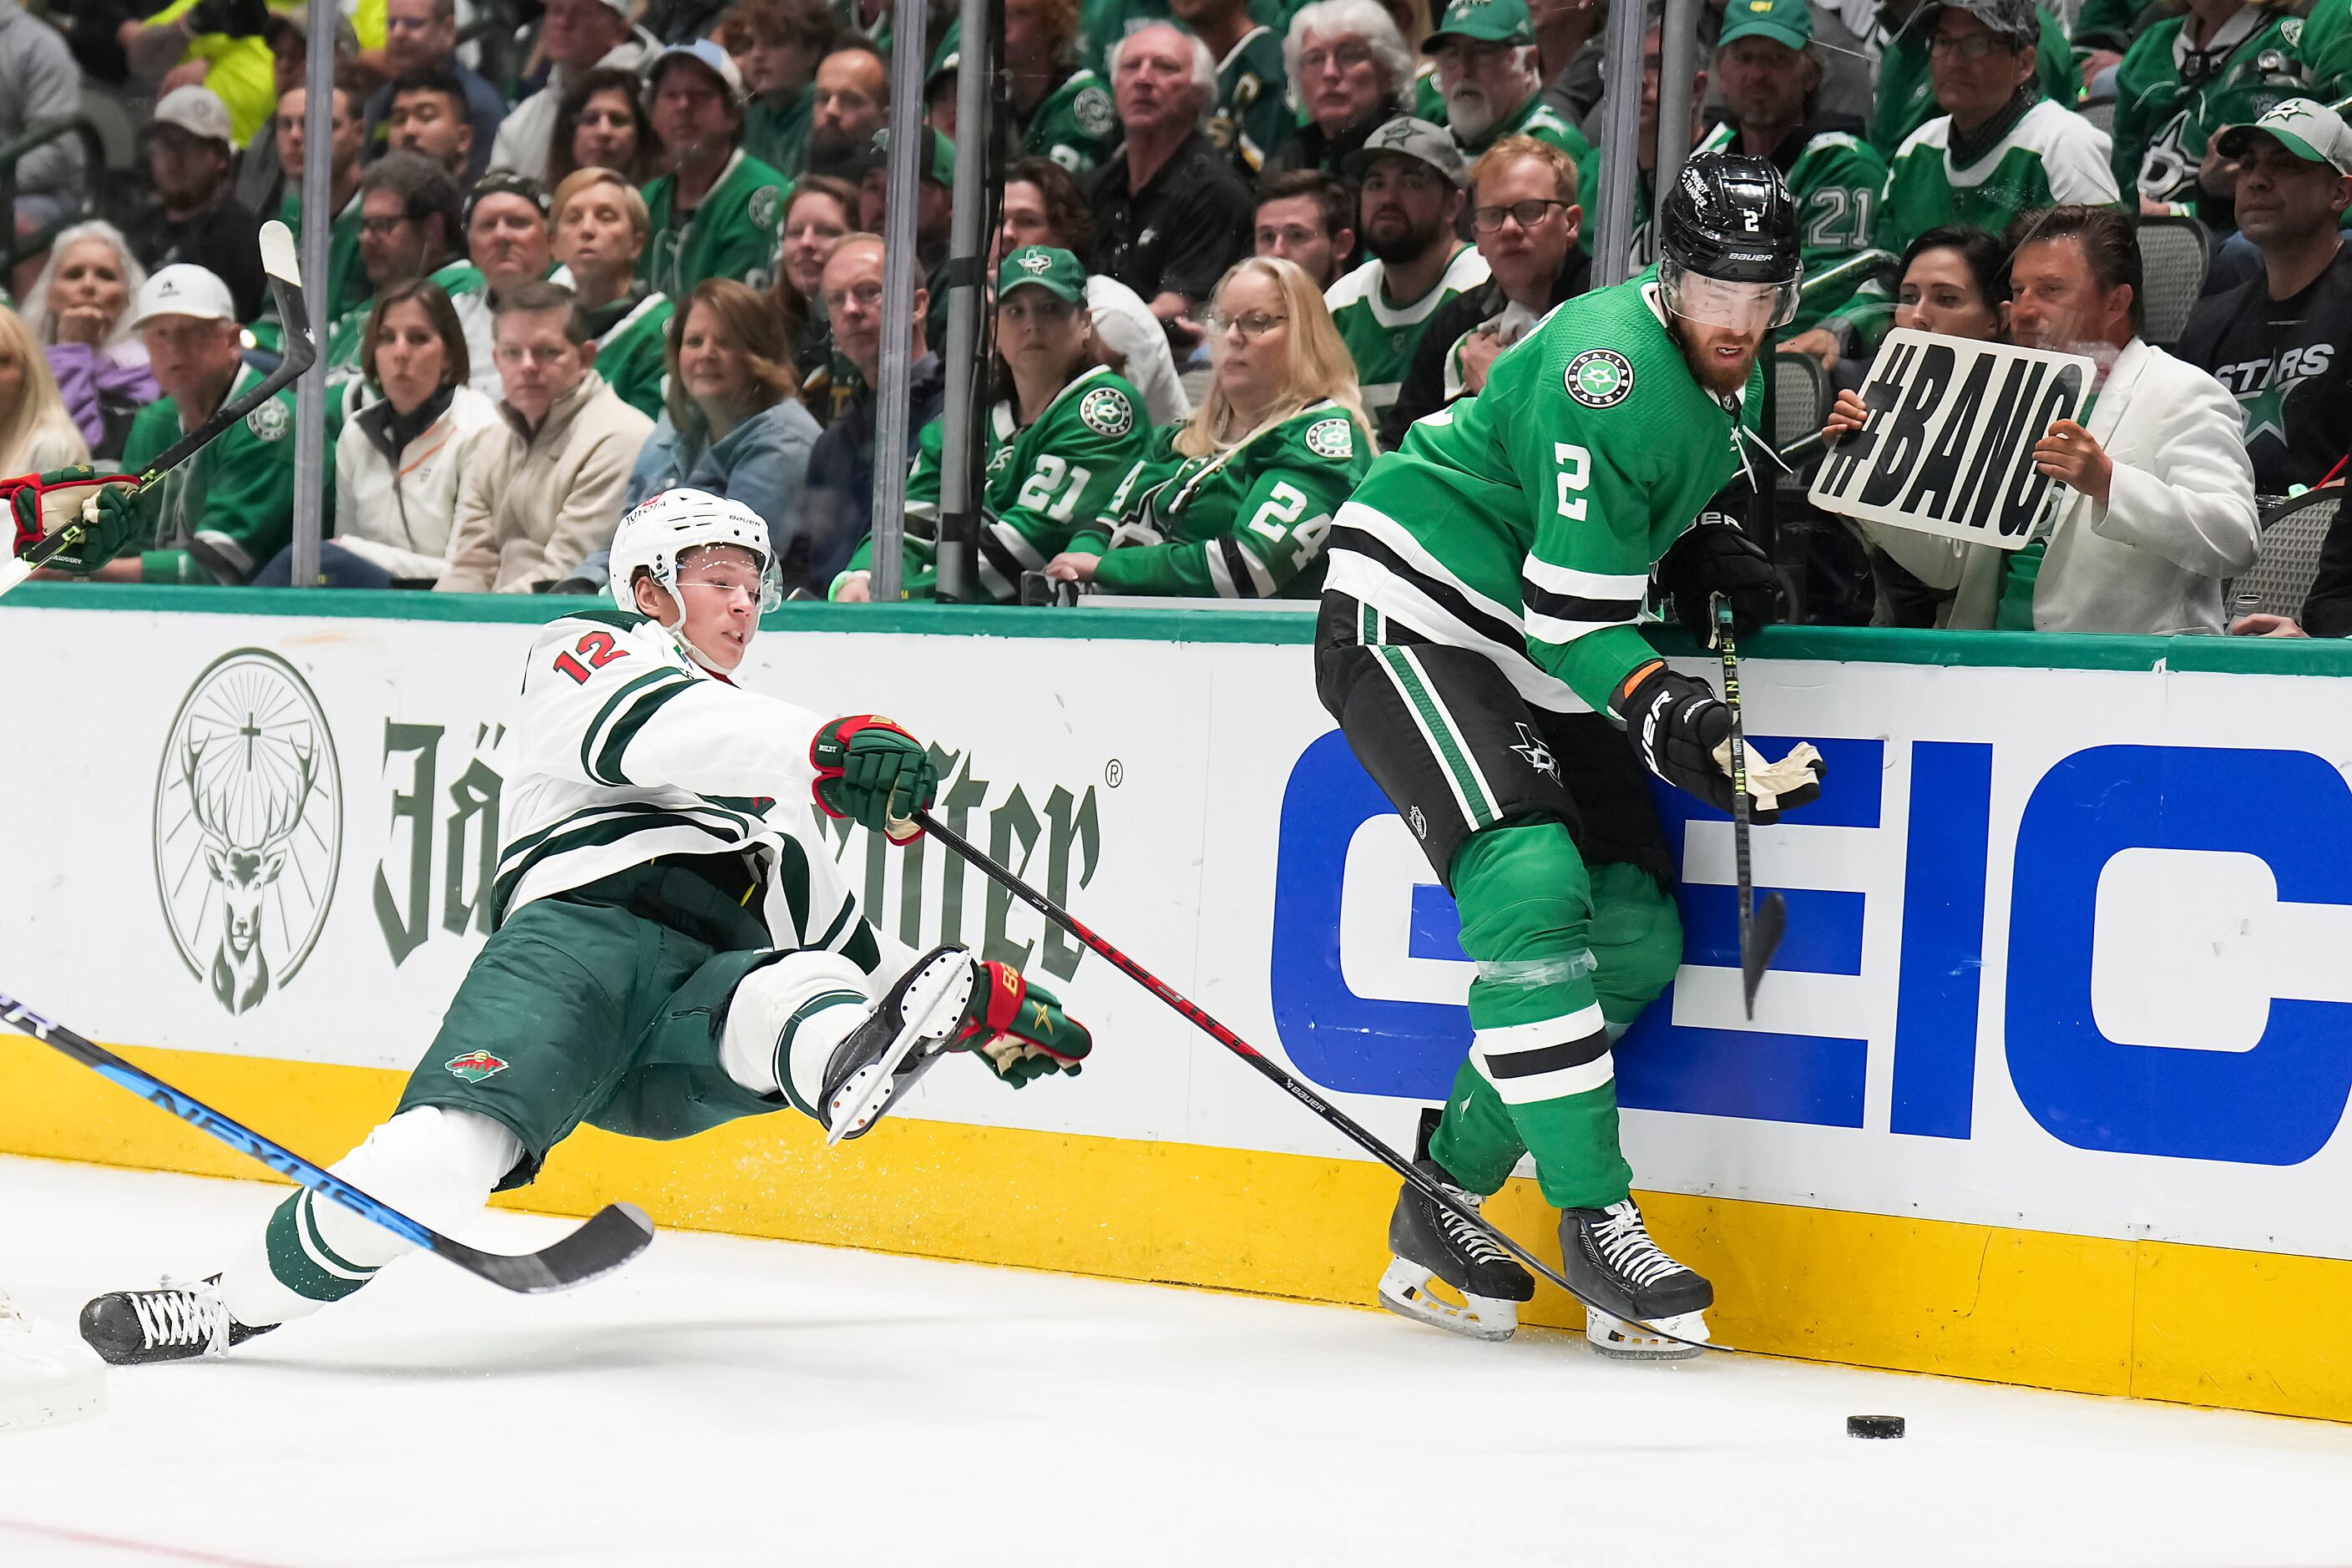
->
[[1657, 152, 1803, 330]]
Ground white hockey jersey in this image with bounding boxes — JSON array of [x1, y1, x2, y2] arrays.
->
[[495, 608, 897, 976]]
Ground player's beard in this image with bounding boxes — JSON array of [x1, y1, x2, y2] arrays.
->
[[1669, 316, 1763, 397]]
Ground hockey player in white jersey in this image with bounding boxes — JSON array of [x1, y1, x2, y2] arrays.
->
[[78, 489, 1092, 1365]]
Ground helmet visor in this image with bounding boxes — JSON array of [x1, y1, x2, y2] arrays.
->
[[675, 550, 784, 613], [1661, 259, 1801, 332]]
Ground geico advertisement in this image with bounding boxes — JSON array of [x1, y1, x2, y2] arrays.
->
[[5, 608, 2350, 1263]]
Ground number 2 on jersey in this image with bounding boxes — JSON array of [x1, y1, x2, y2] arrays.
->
[[1555, 443, 1590, 521], [552, 630, 629, 684]]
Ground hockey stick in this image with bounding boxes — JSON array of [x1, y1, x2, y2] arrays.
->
[[0, 220, 317, 599], [1713, 598, 1786, 1019], [909, 808, 1727, 1355], [0, 991, 653, 1293]]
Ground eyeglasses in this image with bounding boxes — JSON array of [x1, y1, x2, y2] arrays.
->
[[1205, 309, 1287, 338], [1927, 32, 2011, 58], [1471, 198, 1569, 233], [823, 280, 887, 311], [1298, 42, 1375, 73], [358, 215, 416, 237]]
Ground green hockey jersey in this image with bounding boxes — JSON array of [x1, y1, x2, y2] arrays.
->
[[1869, 5, 2081, 157], [744, 84, 814, 178], [1691, 119, 1888, 336], [1070, 399, 1374, 598], [1324, 271, 1760, 714], [2306, 0, 2351, 96], [592, 291, 674, 422], [1210, 27, 1292, 173], [1326, 243, 1492, 419], [1875, 97, 2120, 256], [278, 187, 370, 335], [1023, 68, 1120, 175], [840, 365, 1151, 601], [640, 150, 792, 299], [119, 360, 301, 584], [2111, 9, 2306, 208]]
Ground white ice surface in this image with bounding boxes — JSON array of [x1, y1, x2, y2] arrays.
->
[[3, 1153, 2352, 1567]]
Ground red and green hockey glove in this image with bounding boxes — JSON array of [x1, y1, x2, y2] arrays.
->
[[953, 961, 1090, 1087], [811, 715, 939, 842], [3, 467, 145, 574]]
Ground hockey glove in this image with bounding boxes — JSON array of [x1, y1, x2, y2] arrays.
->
[[811, 716, 938, 842], [952, 961, 1090, 1087], [1611, 660, 1824, 822], [3, 467, 145, 574], [1656, 513, 1780, 647]]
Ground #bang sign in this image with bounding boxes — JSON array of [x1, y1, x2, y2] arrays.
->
[[1808, 329, 2097, 550]]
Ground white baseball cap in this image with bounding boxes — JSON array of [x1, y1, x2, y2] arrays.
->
[[151, 84, 234, 147], [2216, 99, 2352, 177], [647, 39, 746, 109], [130, 265, 238, 329]]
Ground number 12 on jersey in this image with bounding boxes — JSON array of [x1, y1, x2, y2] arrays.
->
[[553, 630, 630, 684]]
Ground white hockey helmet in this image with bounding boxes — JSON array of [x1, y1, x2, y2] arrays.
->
[[607, 488, 782, 617]]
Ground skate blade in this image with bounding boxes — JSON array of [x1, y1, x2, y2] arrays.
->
[[1585, 1308, 1709, 1361], [1375, 1257, 1518, 1343], [825, 951, 975, 1146]]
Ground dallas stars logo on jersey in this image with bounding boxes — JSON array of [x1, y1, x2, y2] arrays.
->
[[1565, 350, 1634, 408], [1509, 722, 1559, 781], [1080, 386, 1135, 438]]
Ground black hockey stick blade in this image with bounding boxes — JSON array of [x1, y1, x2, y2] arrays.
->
[[1741, 890, 1788, 1019], [429, 1203, 655, 1293]]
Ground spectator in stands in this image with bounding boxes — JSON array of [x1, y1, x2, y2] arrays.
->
[[18, 222, 159, 460], [1175, 0, 1292, 174], [856, 125, 956, 286], [1874, 0, 2118, 257], [438, 281, 655, 592], [235, 10, 356, 223], [1427, 0, 1591, 177], [1826, 206, 2258, 632], [1091, 23, 1257, 362], [1007, 0, 1119, 175], [1269, 0, 1414, 180], [2178, 101, 2352, 502], [1255, 169, 1358, 290], [0, 306, 91, 478], [112, 0, 276, 149], [548, 66, 660, 188], [468, 173, 556, 310], [1869, 0, 2081, 158], [808, 40, 892, 179], [363, 0, 506, 181], [2111, 0, 2303, 224], [491, 0, 655, 181], [721, 0, 835, 176], [640, 41, 795, 299], [1045, 255, 1376, 598], [2, 0, 87, 298], [998, 159, 1191, 423], [792, 234, 945, 592], [626, 278, 822, 556], [337, 152, 494, 407], [257, 281, 502, 586], [550, 168, 673, 420], [112, 265, 298, 584], [772, 175, 855, 397], [126, 86, 267, 324], [383, 68, 479, 180], [274, 84, 372, 331], [1384, 134, 1586, 442], [835, 245, 1152, 602], [1325, 118, 1490, 422]]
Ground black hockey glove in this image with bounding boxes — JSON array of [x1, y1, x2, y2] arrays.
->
[[1656, 513, 1779, 647], [1611, 660, 1823, 823]]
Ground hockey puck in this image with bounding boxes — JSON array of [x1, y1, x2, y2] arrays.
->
[[1846, 1414, 1904, 1439]]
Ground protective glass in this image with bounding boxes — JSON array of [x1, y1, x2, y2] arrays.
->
[[1660, 259, 1800, 331]]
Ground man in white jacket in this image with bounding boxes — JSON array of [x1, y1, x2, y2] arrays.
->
[[1852, 205, 2258, 632]]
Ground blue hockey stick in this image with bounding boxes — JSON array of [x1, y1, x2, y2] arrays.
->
[[0, 991, 652, 1292]]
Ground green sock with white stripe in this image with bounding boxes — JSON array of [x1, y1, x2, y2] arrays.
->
[[261, 1189, 382, 1307]]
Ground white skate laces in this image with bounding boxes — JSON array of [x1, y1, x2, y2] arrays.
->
[[127, 1279, 230, 1356], [1434, 1188, 1510, 1268], [1590, 1201, 1687, 1289]]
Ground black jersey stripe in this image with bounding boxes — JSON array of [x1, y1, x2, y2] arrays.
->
[[1519, 579, 1642, 624], [1331, 525, 1525, 650], [1214, 536, 1264, 599], [1480, 1029, 1612, 1079]]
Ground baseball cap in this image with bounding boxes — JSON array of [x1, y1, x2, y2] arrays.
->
[[1925, 0, 2038, 48], [928, 20, 960, 87], [648, 39, 746, 109], [1343, 116, 1469, 186], [130, 265, 237, 329], [1425, 0, 1535, 51], [998, 245, 1088, 306], [2216, 98, 2352, 175], [151, 84, 234, 148], [872, 124, 957, 187], [1718, 0, 1813, 53]]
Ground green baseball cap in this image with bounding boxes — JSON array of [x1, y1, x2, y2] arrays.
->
[[998, 245, 1089, 306], [1717, 0, 1813, 52], [2215, 98, 2352, 175], [928, 20, 959, 88], [1424, 0, 1535, 51], [871, 124, 957, 187]]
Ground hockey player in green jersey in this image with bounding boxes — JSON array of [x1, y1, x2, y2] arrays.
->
[[75, 489, 1094, 1366], [832, 246, 1151, 602], [1317, 154, 1823, 1356], [2109, 0, 2306, 220], [1046, 255, 1377, 598]]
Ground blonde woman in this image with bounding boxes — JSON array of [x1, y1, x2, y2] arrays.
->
[[1044, 255, 1376, 598], [0, 306, 90, 479], [17, 222, 159, 459]]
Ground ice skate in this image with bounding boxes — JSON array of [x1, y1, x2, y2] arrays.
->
[[818, 944, 981, 1144], [78, 1276, 276, 1367], [1560, 1200, 1712, 1360], [1375, 1161, 1534, 1342]]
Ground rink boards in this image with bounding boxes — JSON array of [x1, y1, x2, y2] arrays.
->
[[4, 585, 2352, 1420]]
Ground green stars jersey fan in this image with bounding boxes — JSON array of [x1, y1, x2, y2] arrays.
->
[[838, 365, 1151, 601], [1211, 26, 1293, 173], [1024, 68, 1120, 175], [118, 360, 302, 584], [1324, 271, 1760, 715], [1875, 98, 2120, 258], [1070, 400, 1375, 598], [640, 150, 792, 298], [1868, 3, 2080, 157], [2112, 10, 2305, 210], [1327, 243, 1492, 420], [1690, 119, 1887, 336]]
